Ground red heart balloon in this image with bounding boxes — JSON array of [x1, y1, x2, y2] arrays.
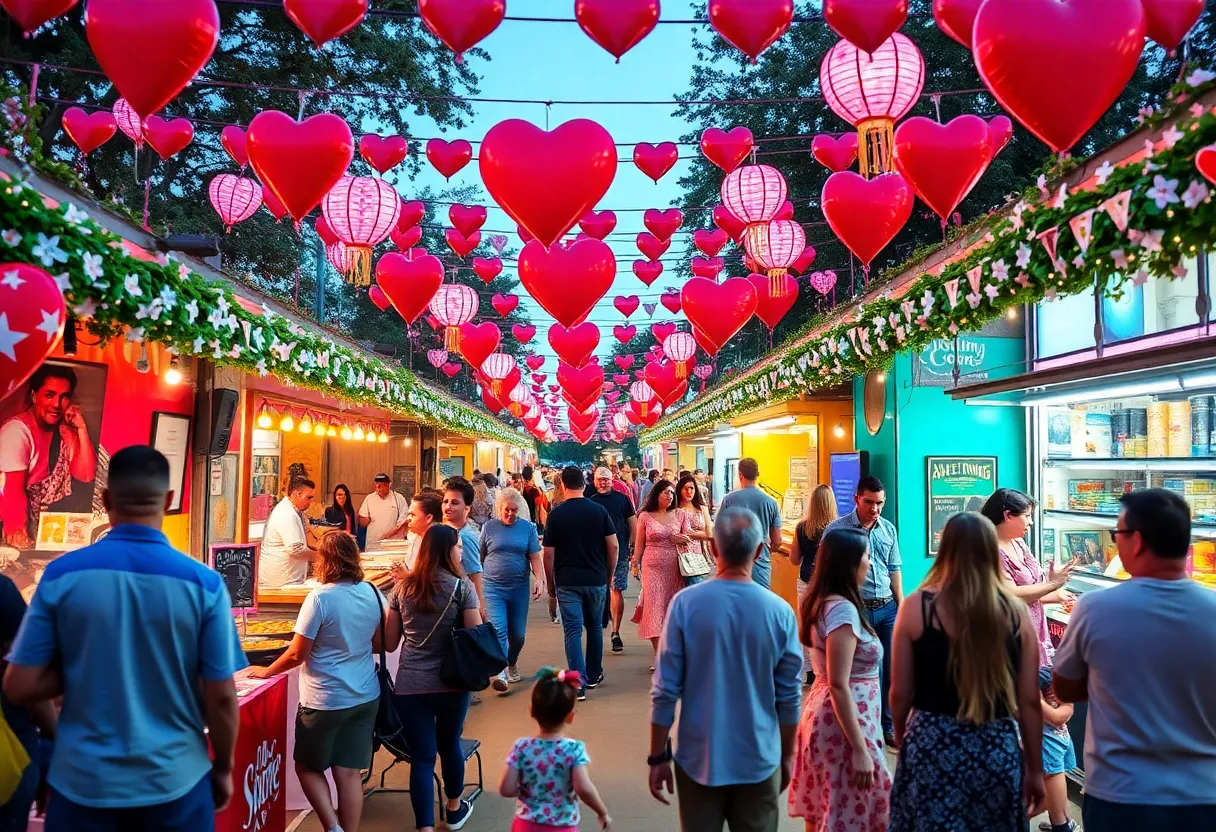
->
[[526, 354, 546, 371], [1196, 145, 1216, 185], [446, 228, 480, 258], [707, 0, 794, 63], [359, 133, 407, 174], [614, 295, 640, 317], [368, 285, 391, 312], [284, 0, 367, 47], [375, 253, 444, 325], [398, 200, 426, 231], [660, 291, 681, 314], [643, 208, 683, 242], [691, 326, 722, 357], [811, 133, 859, 172], [449, 204, 488, 237], [61, 107, 117, 155], [143, 116, 193, 161], [569, 407, 599, 432], [443, 362, 463, 379], [220, 125, 248, 168], [652, 322, 677, 342], [931, 0, 983, 47], [791, 245, 817, 275], [700, 127, 754, 173], [1142, 0, 1204, 50], [84, 0, 219, 118], [472, 257, 503, 285], [512, 324, 536, 343], [645, 362, 688, 409], [748, 274, 799, 330], [575, 0, 660, 60], [579, 210, 617, 239], [692, 228, 729, 258], [613, 324, 637, 344], [893, 115, 993, 221], [518, 238, 616, 328], [262, 187, 288, 221], [418, 0, 505, 61], [426, 138, 473, 179], [248, 111, 354, 222], [988, 116, 1014, 156], [0, 263, 66, 399], [549, 322, 600, 367], [682, 277, 759, 351], [492, 293, 519, 317], [459, 322, 502, 370], [691, 257, 725, 279], [391, 225, 422, 251], [0, 0, 77, 33], [822, 172, 913, 267], [824, 0, 908, 55], [633, 259, 663, 286], [633, 141, 679, 183], [973, 0, 1146, 154], [480, 119, 617, 249], [614, 355, 635, 371], [713, 205, 748, 242], [557, 362, 605, 411], [636, 232, 670, 262]]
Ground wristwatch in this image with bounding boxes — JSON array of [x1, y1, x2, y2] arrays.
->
[[647, 741, 673, 766]]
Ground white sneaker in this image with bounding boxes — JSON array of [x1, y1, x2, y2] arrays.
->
[[491, 670, 509, 692], [508, 666, 522, 684]]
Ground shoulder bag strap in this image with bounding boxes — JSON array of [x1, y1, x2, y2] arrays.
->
[[366, 580, 388, 669], [416, 583, 458, 649]]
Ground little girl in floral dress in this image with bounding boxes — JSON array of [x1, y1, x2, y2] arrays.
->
[[499, 668, 612, 831]]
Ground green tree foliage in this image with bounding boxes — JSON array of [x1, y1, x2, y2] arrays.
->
[[672, 0, 1214, 377]]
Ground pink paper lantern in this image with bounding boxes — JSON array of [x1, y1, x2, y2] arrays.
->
[[662, 332, 697, 379], [720, 164, 788, 227], [326, 240, 353, 273], [113, 98, 144, 149], [481, 353, 516, 400], [508, 382, 535, 416], [744, 219, 807, 297], [322, 175, 402, 286], [208, 174, 262, 232], [430, 284, 480, 351], [630, 380, 655, 416], [612, 410, 630, 433], [820, 34, 925, 176]]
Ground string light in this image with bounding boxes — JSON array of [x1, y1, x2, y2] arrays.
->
[[279, 411, 295, 432], [340, 423, 354, 441], [164, 356, 183, 386], [353, 424, 365, 441], [299, 412, 313, 434], [257, 401, 273, 429]]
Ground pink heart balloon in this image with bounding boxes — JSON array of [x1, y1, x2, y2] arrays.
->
[[446, 228, 480, 258], [811, 133, 859, 173], [693, 228, 729, 257], [549, 322, 601, 368], [652, 322, 677, 342], [643, 208, 683, 242], [472, 256, 503, 285], [368, 285, 391, 311], [633, 141, 679, 182], [809, 270, 838, 296], [893, 115, 994, 221], [633, 260, 663, 286], [426, 138, 473, 179], [681, 277, 759, 356], [614, 355, 635, 371], [526, 354, 545, 371], [579, 210, 618, 240], [427, 349, 448, 368], [247, 111, 354, 222], [699, 126, 754, 172], [660, 291, 681, 314], [442, 362, 462, 378], [492, 292, 519, 316], [449, 204, 488, 237], [613, 324, 637, 344], [518, 238, 617, 328], [614, 295, 640, 317], [359, 133, 407, 173]]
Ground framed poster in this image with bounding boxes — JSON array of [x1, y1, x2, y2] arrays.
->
[[926, 456, 997, 556], [209, 542, 259, 612], [392, 464, 417, 500], [151, 412, 191, 514]]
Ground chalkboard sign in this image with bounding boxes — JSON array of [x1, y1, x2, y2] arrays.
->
[[393, 465, 417, 499], [926, 456, 997, 556], [209, 543, 259, 612]]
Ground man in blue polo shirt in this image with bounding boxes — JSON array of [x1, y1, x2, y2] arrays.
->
[[825, 474, 902, 748], [3, 445, 245, 831]]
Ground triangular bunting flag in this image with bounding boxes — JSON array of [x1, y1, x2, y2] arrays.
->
[[1069, 209, 1096, 254], [966, 266, 983, 294], [1037, 227, 1061, 262], [943, 278, 962, 309], [1100, 190, 1132, 232]]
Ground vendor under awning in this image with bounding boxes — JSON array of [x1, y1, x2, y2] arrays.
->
[[259, 478, 317, 588]]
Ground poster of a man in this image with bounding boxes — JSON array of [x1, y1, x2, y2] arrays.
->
[[0, 361, 102, 550]]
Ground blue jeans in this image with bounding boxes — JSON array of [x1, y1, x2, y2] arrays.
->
[[1084, 794, 1216, 831], [752, 554, 771, 589], [557, 585, 606, 689], [482, 579, 530, 667], [863, 598, 898, 733], [394, 692, 470, 829], [45, 774, 213, 832]]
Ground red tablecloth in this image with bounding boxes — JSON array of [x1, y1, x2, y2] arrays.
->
[[215, 674, 288, 832]]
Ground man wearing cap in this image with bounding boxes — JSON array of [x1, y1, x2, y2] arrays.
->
[[586, 466, 637, 654], [358, 473, 409, 548]]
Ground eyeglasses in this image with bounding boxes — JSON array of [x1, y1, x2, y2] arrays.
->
[[1109, 528, 1136, 542]]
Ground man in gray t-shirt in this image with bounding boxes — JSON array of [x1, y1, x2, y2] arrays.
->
[[715, 458, 783, 589], [1054, 489, 1216, 831]]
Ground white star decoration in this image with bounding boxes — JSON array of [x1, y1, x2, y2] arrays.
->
[[1095, 161, 1115, 186], [1, 269, 23, 290], [0, 313, 29, 361], [35, 310, 60, 342], [53, 273, 71, 293]]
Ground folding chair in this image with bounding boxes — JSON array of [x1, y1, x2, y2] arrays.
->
[[363, 731, 484, 823]]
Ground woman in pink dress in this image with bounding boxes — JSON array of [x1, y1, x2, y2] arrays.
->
[[675, 474, 714, 586], [632, 479, 691, 667], [788, 527, 892, 831]]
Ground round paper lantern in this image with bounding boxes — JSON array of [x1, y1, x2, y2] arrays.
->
[[629, 380, 655, 417], [820, 34, 925, 177], [612, 409, 630, 433], [720, 164, 788, 227], [744, 219, 807, 297], [322, 175, 402, 286], [430, 284, 480, 351], [112, 98, 144, 149], [662, 332, 697, 379], [208, 174, 262, 232], [481, 353, 516, 400], [326, 240, 353, 273], [508, 383, 535, 417]]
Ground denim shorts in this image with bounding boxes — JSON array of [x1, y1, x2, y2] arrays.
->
[[612, 554, 630, 591], [1042, 727, 1077, 775]]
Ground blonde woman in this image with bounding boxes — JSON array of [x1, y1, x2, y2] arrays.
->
[[888, 512, 1046, 831], [479, 487, 544, 692], [789, 484, 838, 685], [470, 476, 494, 529]]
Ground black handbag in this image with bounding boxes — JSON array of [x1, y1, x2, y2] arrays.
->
[[424, 580, 507, 692], [366, 582, 404, 747]]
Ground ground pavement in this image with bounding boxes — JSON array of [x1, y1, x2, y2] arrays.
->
[[293, 586, 1078, 832]]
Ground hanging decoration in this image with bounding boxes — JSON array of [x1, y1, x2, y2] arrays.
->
[[579, 210, 617, 239], [376, 253, 444, 325], [518, 238, 616, 328], [721, 163, 788, 229], [693, 228, 729, 258], [512, 323, 536, 343], [614, 295, 640, 317], [821, 171, 914, 267], [662, 332, 697, 379], [220, 125, 249, 168], [824, 0, 909, 55], [707, 0, 794, 63], [558, 362, 604, 412], [643, 208, 683, 242], [430, 283, 480, 351], [811, 133, 859, 173], [445, 228, 481, 258], [700, 126, 754, 173], [472, 256, 503, 284], [809, 270, 838, 297], [449, 204, 488, 238], [713, 204, 748, 242], [634, 142, 679, 182], [988, 116, 1014, 156], [284, 0, 368, 47], [391, 225, 423, 251], [418, 0, 506, 63], [633, 260, 663, 286], [0, 262, 66, 398], [0, 0, 78, 35], [744, 219, 806, 296], [112, 98, 144, 149], [681, 277, 759, 356], [208, 174, 262, 232], [479, 352, 516, 399], [629, 380, 655, 417], [491, 292, 519, 317], [791, 245, 817, 275], [61, 107, 117, 156], [613, 324, 637, 344], [368, 285, 391, 312], [262, 187, 288, 222], [1141, 0, 1205, 50], [660, 291, 681, 314], [322, 175, 401, 286], [247, 111, 354, 223], [932, 0, 982, 48], [359, 133, 408, 174], [820, 33, 925, 177], [575, 0, 660, 61], [460, 322, 502, 370], [636, 232, 671, 261], [143, 116, 194, 161], [426, 138, 473, 179], [549, 322, 600, 368], [749, 274, 799, 330], [892, 115, 994, 222]]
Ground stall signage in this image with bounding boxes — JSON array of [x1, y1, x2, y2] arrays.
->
[[215, 675, 287, 832], [209, 543, 259, 613], [926, 456, 997, 556], [829, 452, 863, 517], [915, 337, 989, 388]]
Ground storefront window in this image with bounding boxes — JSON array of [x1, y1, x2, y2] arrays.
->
[[1102, 256, 1201, 345], [1036, 282, 1096, 359]]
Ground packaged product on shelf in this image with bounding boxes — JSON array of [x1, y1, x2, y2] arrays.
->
[[1047, 407, 1073, 458], [1127, 407, 1148, 458], [1167, 399, 1193, 458], [1071, 409, 1113, 457], [1191, 396, 1211, 457], [1148, 402, 1170, 457], [1111, 409, 1129, 458]]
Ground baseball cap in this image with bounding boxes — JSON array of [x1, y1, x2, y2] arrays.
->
[[373, 473, 391, 483], [595, 467, 612, 479]]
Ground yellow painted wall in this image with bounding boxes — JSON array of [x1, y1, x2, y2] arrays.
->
[[677, 443, 698, 473], [446, 441, 475, 477], [164, 514, 191, 555]]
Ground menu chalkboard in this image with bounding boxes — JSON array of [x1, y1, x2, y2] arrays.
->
[[209, 543, 259, 612]]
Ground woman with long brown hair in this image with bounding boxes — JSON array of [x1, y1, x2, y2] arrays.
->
[[674, 473, 714, 586], [633, 479, 691, 668], [248, 532, 385, 832], [384, 525, 482, 831], [787, 528, 892, 830], [888, 512, 1046, 831], [789, 484, 838, 685]]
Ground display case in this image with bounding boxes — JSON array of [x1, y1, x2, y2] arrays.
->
[[248, 428, 282, 541]]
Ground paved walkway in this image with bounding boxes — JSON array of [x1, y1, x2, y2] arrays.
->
[[294, 588, 1079, 832]]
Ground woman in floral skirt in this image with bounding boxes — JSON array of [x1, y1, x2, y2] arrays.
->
[[787, 527, 892, 831]]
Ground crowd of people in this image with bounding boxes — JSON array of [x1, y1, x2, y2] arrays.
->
[[2, 447, 1215, 832]]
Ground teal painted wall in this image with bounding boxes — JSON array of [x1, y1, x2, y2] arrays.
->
[[852, 339, 1028, 592]]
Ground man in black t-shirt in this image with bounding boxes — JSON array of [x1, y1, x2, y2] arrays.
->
[[585, 467, 637, 653], [543, 466, 619, 698]]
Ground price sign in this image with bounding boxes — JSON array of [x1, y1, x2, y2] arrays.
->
[[209, 543, 259, 613]]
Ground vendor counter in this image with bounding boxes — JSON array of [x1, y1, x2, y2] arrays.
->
[[770, 525, 801, 612]]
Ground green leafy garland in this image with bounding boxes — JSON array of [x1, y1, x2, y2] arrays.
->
[[0, 176, 532, 447], [642, 77, 1216, 445]]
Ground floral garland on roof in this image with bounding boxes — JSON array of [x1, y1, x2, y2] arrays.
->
[[642, 74, 1216, 445], [0, 177, 531, 447]]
